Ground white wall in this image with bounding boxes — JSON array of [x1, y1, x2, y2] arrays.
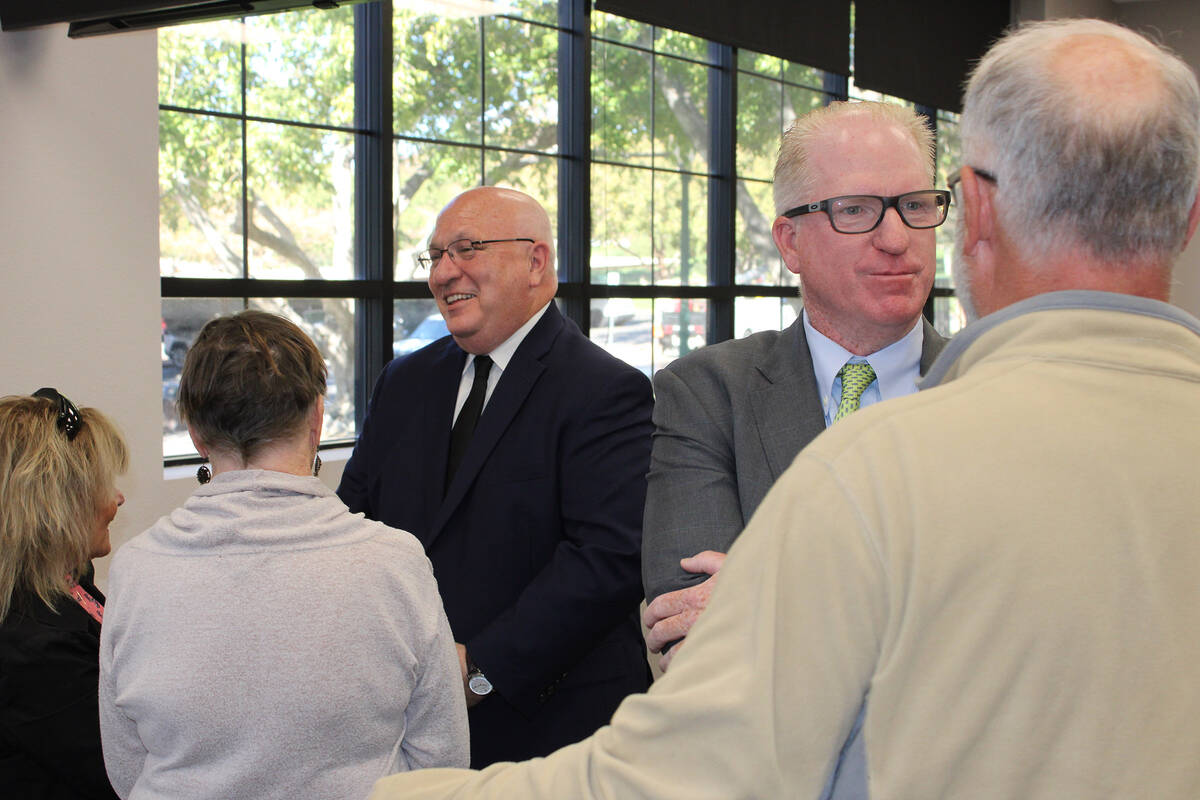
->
[[1, 25, 160, 589]]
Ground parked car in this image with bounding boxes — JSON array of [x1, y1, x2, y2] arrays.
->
[[590, 297, 637, 328], [161, 318, 191, 368], [393, 313, 450, 357]]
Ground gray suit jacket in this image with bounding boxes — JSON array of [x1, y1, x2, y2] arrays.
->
[[642, 317, 947, 603]]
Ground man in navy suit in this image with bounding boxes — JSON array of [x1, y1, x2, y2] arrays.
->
[[338, 186, 653, 768]]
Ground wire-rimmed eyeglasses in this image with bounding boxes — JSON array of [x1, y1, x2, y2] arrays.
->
[[781, 190, 951, 234], [413, 237, 535, 271], [33, 387, 83, 441]]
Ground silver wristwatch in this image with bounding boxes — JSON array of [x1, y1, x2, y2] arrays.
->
[[466, 657, 493, 697]]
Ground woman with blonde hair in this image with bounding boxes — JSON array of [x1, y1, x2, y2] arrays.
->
[[0, 388, 127, 799], [99, 310, 468, 800]]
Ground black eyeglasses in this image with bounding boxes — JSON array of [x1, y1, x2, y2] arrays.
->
[[414, 237, 535, 271], [782, 190, 951, 234], [947, 167, 998, 202], [33, 387, 83, 441]]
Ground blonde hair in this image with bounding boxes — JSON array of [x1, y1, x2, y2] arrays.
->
[[773, 100, 936, 215], [0, 395, 128, 621]]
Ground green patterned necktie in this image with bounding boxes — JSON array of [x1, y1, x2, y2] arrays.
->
[[833, 361, 877, 422]]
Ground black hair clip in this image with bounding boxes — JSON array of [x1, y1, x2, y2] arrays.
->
[[33, 387, 83, 441]]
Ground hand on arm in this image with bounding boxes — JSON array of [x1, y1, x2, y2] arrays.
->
[[642, 550, 725, 671]]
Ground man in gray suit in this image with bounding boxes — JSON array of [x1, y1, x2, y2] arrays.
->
[[643, 100, 949, 669]]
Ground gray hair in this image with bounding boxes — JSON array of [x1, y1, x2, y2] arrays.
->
[[960, 18, 1200, 265], [773, 100, 936, 215]]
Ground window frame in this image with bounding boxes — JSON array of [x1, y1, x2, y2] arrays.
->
[[160, 0, 960, 464]]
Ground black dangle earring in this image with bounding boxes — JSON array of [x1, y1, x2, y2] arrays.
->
[[312, 454, 322, 477], [196, 461, 212, 485]]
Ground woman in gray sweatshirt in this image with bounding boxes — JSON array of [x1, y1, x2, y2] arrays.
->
[[99, 310, 468, 800]]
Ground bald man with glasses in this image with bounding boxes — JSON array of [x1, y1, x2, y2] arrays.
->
[[641, 101, 949, 684], [339, 186, 654, 768]]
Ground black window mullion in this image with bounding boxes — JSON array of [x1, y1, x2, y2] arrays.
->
[[707, 41, 735, 343], [558, 0, 591, 330], [354, 0, 394, 425]]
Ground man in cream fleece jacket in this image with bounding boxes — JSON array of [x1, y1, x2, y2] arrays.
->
[[369, 18, 1200, 800]]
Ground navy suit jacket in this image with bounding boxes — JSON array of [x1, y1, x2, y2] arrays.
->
[[338, 304, 653, 766]]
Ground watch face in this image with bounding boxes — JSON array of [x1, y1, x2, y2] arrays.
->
[[468, 673, 493, 696]]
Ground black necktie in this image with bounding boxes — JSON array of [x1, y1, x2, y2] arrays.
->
[[446, 355, 493, 489]]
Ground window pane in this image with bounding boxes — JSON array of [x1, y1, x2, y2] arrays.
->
[[484, 17, 558, 152], [654, 56, 710, 174], [589, 298, 653, 378], [394, 12, 481, 145], [158, 20, 242, 114], [783, 61, 825, 89], [738, 49, 783, 78], [734, 296, 800, 338], [161, 297, 245, 458], [653, 171, 707, 286], [503, 0, 557, 26], [393, 299, 443, 359], [735, 178, 783, 285], [653, 28, 708, 62], [246, 122, 355, 280], [592, 41, 651, 165], [394, 140, 481, 280], [737, 72, 782, 181], [245, 6, 355, 128], [592, 163, 653, 284], [847, 75, 914, 108], [591, 10, 651, 45], [159, 112, 243, 279], [784, 85, 826, 132], [931, 295, 968, 339], [935, 114, 961, 289], [248, 298, 358, 443], [654, 298, 707, 365]]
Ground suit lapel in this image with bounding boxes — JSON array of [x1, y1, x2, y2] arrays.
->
[[428, 305, 561, 545], [750, 319, 827, 480]]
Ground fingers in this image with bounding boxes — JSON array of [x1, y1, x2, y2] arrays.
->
[[643, 580, 706, 627], [679, 549, 726, 576], [645, 608, 699, 654], [643, 565, 724, 658]]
